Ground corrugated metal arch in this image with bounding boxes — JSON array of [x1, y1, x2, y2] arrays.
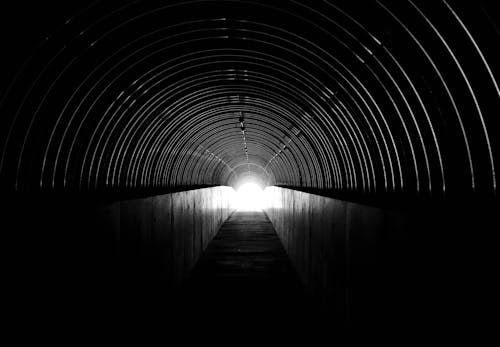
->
[[0, 0, 497, 199]]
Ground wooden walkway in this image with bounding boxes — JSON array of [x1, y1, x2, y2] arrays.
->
[[182, 210, 313, 324]]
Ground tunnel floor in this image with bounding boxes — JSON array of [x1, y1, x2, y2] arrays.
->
[[182, 210, 315, 325]]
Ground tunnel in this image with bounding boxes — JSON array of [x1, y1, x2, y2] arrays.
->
[[1, 0, 499, 340]]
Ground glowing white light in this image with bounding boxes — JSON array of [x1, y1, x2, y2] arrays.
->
[[235, 182, 266, 211]]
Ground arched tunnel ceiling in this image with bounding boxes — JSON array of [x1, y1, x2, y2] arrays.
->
[[0, 0, 498, 198]]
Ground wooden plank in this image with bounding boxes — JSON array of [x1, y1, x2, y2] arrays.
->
[[183, 211, 314, 321]]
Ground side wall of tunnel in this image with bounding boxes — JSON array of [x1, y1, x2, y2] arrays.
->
[[263, 186, 498, 328], [4, 186, 236, 317], [98, 186, 236, 289]]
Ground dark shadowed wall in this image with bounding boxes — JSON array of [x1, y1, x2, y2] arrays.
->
[[264, 186, 498, 331], [4, 186, 235, 328]]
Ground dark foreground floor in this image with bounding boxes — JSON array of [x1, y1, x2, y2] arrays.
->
[[181, 210, 318, 329]]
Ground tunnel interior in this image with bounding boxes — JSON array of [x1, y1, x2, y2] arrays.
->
[[1, 0, 499, 337]]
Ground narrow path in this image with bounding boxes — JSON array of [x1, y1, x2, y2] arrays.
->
[[183, 210, 313, 322]]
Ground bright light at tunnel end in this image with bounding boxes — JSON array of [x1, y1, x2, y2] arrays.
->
[[235, 182, 266, 211]]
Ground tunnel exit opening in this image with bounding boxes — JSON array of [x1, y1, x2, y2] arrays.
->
[[235, 182, 266, 211]]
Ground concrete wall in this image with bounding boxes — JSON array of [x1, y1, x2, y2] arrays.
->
[[263, 187, 404, 328], [263, 186, 498, 331], [98, 186, 236, 289], [4, 186, 236, 324]]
